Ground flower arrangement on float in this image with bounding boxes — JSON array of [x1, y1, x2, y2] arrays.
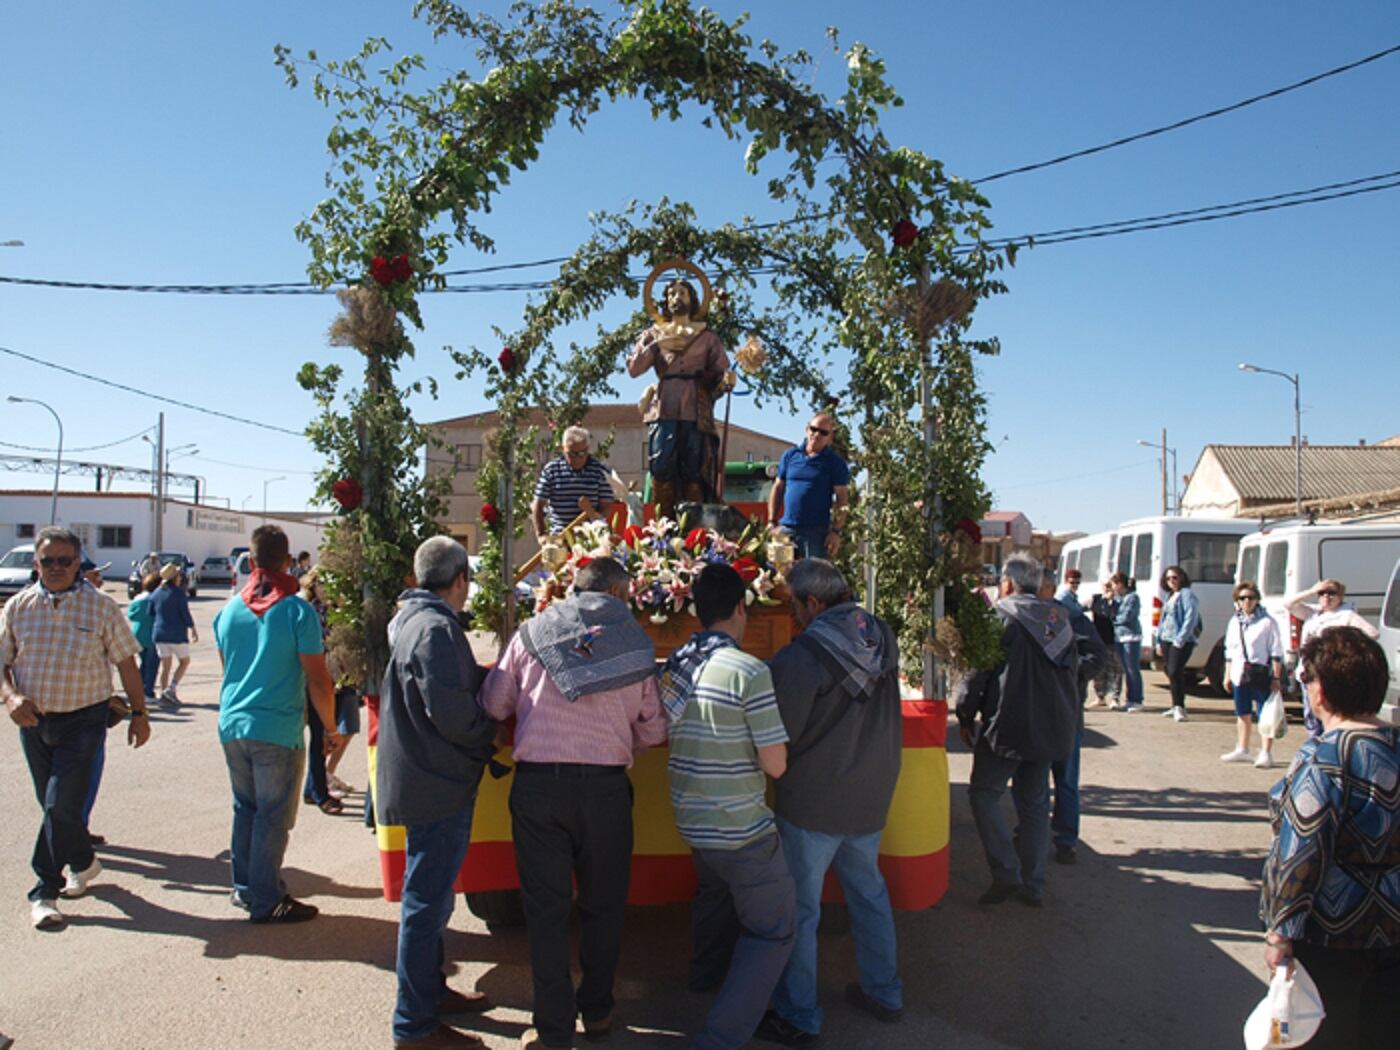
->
[[532, 515, 784, 624]]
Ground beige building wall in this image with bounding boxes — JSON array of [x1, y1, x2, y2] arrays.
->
[[425, 405, 794, 556], [1178, 448, 1243, 517]]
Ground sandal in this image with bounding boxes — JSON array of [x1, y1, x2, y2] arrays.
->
[[318, 797, 344, 815]]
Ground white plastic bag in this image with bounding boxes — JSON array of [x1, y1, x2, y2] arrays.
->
[[1244, 961, 1325, 1048], [1258, 691, 1288, 741]]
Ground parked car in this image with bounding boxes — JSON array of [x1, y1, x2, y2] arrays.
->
[[1378, 556, 1400, 724], [1109, 516, 1258, 693], [128, 551, 198, 599], [199, 555, 237, 586], [233, 551, 253, 592], [1237, 520, 1400, 694], [0, 543, 36, 601]]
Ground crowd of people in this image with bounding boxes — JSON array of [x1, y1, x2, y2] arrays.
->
[[4, 516, 1397, 1049]]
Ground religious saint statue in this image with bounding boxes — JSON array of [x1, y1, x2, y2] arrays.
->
[[626, 262, 734, 518]]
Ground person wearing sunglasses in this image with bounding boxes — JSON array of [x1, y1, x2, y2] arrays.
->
[[1221, 583, 1284, 768], [767, 413, 850, 560], [1283, 579, 1379, 736], [0, 527, 151, 930]]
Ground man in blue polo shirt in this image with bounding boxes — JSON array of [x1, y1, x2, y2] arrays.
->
[[767, 412, 850, 560]]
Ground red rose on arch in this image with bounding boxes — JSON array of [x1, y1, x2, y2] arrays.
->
[[331, 477, 363, 511], [891, 220, 919, 248], [956, 517, 983, 544], [389, 254, 413, 283], [480, 502, 501, 527], [497, 346, 516, 373], [369, 256, 394, 287], [731, 557, 760, 582], [685, 527, 709, 551]]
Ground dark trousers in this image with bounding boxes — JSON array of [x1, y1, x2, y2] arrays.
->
[[690, 835, 797, 1050], [1048, 723, 1084, 851], [303, 696, 330, 804], [509, 765, 633, 1048], [1292, 940, 1400, 1049], [19, 701, 108, 901], [1162, 642, 1195, 709]]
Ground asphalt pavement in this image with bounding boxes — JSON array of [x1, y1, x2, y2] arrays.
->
[[0, 585, 1287, 1049]]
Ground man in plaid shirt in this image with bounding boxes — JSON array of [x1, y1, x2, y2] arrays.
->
[[1, 526, 151, 930]]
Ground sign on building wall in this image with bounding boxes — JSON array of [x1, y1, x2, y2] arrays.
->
[[186, 507, 243, 534]]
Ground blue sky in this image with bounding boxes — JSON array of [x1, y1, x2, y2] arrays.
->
[[3, 1, 1397, 534]]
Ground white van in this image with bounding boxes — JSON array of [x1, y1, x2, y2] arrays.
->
[[1109, 516, 1258, 692], [1236, 521, 1400, 690], [1058, 529, 1116, 602], [1378, 556, 1400, 723]]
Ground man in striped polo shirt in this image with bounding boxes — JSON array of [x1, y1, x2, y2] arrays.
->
[[531, 426, 615, 541], [662, 562, 794, 1050]]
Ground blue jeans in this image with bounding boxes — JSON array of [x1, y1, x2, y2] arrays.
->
[[1116, 640, 1143, 706], [969, 739, 1052, 895], [782, 526, 829, 561], [82, 733, 105, 826], [1048, 724, 1084, 851], [20, 701, 108, 901], [394, 807, 476, 1042], [139, 646, 159, 697], [222, 738, 304, 918], [771, 818, 901, 1035]]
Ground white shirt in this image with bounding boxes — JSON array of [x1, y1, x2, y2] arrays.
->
[[1223, 610, 1283, 683]]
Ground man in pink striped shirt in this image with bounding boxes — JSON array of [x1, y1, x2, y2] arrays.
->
[[480, 558, 665, 1050]]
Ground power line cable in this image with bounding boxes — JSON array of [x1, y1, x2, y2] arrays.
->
[[972, 43, 1400, 183], [0, 344, 306, 437], [192, 452, 319, 475], [0, 424, 155, 454]]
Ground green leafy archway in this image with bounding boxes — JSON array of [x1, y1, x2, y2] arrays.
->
[[281, 0, 1014, 682]]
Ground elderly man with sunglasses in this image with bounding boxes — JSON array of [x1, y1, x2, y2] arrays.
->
[[767, 413, 850, 560], [1, 526, 150, 930]]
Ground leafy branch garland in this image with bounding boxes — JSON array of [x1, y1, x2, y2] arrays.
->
[[281, 0, 1016, 677]]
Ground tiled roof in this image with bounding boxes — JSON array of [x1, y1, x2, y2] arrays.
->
[[1207, 445, 1400, 503]]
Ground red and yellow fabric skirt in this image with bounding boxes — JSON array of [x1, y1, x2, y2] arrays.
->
[[366, 698, 948, 911]]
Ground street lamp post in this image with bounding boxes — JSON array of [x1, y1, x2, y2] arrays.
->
[[1239, 363, 1302, 516], [263, 476, 286, 522], [7, 396, 63, 524], [1136, 432, 1178, 515]]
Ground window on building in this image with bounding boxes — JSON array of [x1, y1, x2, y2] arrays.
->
[[16, 523, 35, 539], [455, 444, 483, 471], [99, 525, 133, 549]]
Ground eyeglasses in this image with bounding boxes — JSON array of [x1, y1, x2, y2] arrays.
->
[[1317, 589, 1339, 598], [806, 425, 831, 436], [564, 448, 589, 459], [1238, 595, 1259, 602], [38, 556, 76, 568]]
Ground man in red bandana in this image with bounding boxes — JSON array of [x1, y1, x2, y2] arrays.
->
[[213, 525, 339, 923]]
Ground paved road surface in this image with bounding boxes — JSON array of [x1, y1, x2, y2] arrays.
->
[[0, 585, 1286, 1048]]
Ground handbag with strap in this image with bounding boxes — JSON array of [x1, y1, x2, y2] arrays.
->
[[1236, 616, 1273, 691]]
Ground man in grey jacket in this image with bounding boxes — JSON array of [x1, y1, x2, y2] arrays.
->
[[956, 552, 1081, 908], [758, 559, 904, 1046], [378, 537, 499, 1050]]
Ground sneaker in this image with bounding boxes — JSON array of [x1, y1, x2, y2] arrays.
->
[[1254, 752, 1274, 769], [1054, 845, 1077, 865], [754, 1010, 818, 1047], [844, 982, 902, 1023], [1171, 707, 1188, 722], [158, 687, 181, 710], [31, 899, 64, 930], [1160, 706, 1176, 717], [1123, 704, 1144, 713], [229, 890, 250, 911], [61, 858, 101, 899], [1221, 748, 1252, 763], [1016, 886, 1045, 908], [249, 894, 318, 924], [1108, 701, 1127, 711]]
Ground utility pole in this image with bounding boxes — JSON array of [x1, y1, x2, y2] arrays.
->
[[1159, 427, 1168, 517], [155, 413, 165, 549]]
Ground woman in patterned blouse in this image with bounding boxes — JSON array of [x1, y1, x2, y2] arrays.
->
[[1260, 626, 1400, 1048]]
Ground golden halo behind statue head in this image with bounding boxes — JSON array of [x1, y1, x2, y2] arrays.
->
[[643, 258, 712, 323]]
